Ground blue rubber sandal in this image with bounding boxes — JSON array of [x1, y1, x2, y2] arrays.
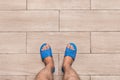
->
[[62, 43, 77, 73], [40, 43, 55, 73]]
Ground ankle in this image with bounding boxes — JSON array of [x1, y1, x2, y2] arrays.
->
[[62, 63, 71, 69], [44, 57, 54, 65], [45, 61, 54, 67], [46, 63, 55, 73], [62, 64, 71, 73]]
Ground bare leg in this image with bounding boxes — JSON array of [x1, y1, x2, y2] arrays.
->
[[62, 44, 80, 80], [35, 44, 54, 80]]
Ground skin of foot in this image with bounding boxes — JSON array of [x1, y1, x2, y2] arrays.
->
[[62, 43, 75, 69], [62, 43, 80, 80], [42, 43, 54, 70], [35, 43, 80, 80]]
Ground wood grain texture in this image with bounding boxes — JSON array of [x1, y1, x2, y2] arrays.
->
[[0, 0, 119, 79], [0, 11, 58, 31], [91, 0, 120, 9], [60, 10, 120, 31], [0, 32, 26, 53], [27, 32, 90, 54], [0, 0, 26, 10], [91, 32, 120, 53], [59, 54, 120, 75], [27, 75, 60, 80], [0, 54, 58, 75], [28, 0, 90, 9], [91, 76, 120, 80], [27, 75, 90, 80], [0, 76, 25, 80]]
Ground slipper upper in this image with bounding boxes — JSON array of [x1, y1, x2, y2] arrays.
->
[[40, 43, 55, 73], [40, 43, 52, 60], [64, 43, 77, 60]]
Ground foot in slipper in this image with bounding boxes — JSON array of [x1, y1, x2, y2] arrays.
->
[[62, 43, 77, 72], [40, 43, 55, 73]]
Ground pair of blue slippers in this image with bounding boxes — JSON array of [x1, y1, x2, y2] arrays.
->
[[40, 43, 77, 73]]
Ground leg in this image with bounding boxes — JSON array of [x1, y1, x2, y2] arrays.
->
[[35, 44, 54, 80], [62, 57, 80, 80], [62, 44, 80, 80]]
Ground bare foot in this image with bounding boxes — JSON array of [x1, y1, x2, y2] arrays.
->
[[42, 43, 54, 69]]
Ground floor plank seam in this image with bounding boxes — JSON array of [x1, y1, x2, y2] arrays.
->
[[58, 53, 60, 75], [23, 9, 120, 11], [90, 75, 91, 80], [26, 32, 27, 54], [90, 9, 120, 11], [25, 75, 27, 80], [90, 32, 92, 54], [0, 9, 120, 11], [90, 0, 91, 10], [0, 53, 120, 54], [0, 31, 120, 32], [26, 0, 28, 10], [0, 9, 27, 11], [59, 10, 61, 32], [0, 53, 27, 54]]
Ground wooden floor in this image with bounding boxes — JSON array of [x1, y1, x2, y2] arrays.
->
[[0, 0, 120, 80]]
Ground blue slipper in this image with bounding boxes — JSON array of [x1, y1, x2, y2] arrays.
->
[[40, 43, 55, 73], [62, 43, 77, 72], [64, 43, 77, 60]]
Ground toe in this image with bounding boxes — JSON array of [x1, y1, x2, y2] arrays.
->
[[67, 43, 74, 50], [42, 46, 46, 51], [70, 45, 74, 50], [42, 43, 51, 51], [46, 44, 50, 49], [67, 43, 70, 48]]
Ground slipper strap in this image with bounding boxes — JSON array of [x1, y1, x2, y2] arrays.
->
[[40, 48, 52, 60], [40, 43, 52, 61], [64, 43, 77, 60], [40, 43, 55, 73], [62, 43, 77, 73], [65, 48, 76, 60]]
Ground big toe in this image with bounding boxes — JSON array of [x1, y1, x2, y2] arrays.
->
[[67, 43, 74, 50], [42, 43, 50, 51]]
